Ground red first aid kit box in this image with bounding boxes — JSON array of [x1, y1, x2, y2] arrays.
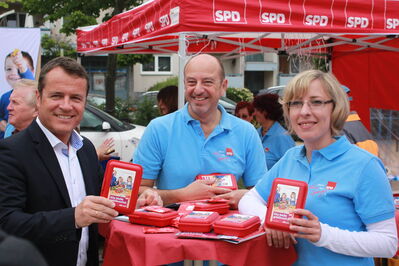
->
[[393, 193, 399, 209], [213, 213, 261, 237], [178, 211, 220, 233], [100, 160, 142, 215], [195, 173, 237, 190], [193, 199, 230, 214], [265, 178, 308, 233], [129, 206, 179, 227]]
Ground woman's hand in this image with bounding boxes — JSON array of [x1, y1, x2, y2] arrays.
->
[[289, 209, 321, 243], [264, 224, 297, 249]]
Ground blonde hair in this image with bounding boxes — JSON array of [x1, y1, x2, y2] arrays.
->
[[13, 79, 38, 108], [282, 70, 349, 137]]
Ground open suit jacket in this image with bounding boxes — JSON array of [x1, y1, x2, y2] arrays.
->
[[0, 120, 103, 266]]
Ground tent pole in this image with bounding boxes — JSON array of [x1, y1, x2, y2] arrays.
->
[[178, 33, 187, 109]]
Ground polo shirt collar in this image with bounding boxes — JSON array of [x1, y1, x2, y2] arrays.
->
[[266, 121, 279, 136], [295, 135, 352, 162], [181, 103, 232, 131], [36, 117, 83, 150]]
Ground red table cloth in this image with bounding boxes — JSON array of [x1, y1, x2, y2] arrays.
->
[[100, 217, 297, 266]]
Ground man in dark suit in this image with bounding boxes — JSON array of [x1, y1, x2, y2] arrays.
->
[[0, 57, 119, 266]]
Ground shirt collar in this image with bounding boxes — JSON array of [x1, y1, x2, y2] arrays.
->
[[36, 117, 83, 150], [295, 135, 352, 161], [181, 103, 233, 131]]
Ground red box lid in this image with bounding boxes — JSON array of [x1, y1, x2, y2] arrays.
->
[[178, 211, 220, 233], [193, 201, 230, 214], [196, 173, 237, 190], [213, 214, 261, 237], [265, 178, 308, 233], [129, 207, 178, 227], [100, 160, 142, 215]]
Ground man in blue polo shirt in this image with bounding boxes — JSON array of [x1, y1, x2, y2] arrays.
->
[[133, 54, 267, 208]]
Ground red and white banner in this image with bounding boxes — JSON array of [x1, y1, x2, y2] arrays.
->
[[77, 0, 399, 53]]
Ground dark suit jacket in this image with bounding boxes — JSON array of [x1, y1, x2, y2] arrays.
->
[[0, 121, 103, 266]]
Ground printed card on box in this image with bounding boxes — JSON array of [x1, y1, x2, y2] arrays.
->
[[100, 160, 142, 215], [265, 178, 308, 232], [196, 173, 237, 190]]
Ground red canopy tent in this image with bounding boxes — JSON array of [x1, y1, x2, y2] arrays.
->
[[76, 0, 399, 127]]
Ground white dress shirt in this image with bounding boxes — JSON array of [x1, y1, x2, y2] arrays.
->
[[37, 118, 88, 266]]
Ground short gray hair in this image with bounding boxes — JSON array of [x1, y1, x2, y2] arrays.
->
[[13, 79, 38, 107]]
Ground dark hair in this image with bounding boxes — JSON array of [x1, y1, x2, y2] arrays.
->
[[235, 101, 254, 116], [38, 57, 89, 95], [157, 85, 178, 114], [184, 54, 225, 81], [252, 93, 283, 121], [5, 50, 35, 72]]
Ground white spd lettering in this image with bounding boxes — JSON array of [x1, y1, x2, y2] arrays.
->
[[347, 17, 369, 28], [132, 28, 140, 38], [304, 15, 328, 26], [215, 10, 241, 22], [261, 12, 285, 24], [121, 33, 129, 42], [386, 18, 399, 29], [159, 14, 170, 27], [101, 38, 108, 46], [111, 36, 118, 46], [145, 22, 154, 33]]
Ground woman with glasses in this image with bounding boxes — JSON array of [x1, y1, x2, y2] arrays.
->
[[252, 93, 295, 169], [239, 70, 397, 265]]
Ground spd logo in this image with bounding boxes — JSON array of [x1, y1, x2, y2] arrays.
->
[[132, 28, 140, 38], [304, 15, 328, 27], [387, 18, 399, 29], [145, 22, 155, 33], [347, 17, 369, 28], [214, 10, 241, 22]]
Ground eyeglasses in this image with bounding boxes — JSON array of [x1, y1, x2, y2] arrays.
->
[[287, 99, 334, 109]]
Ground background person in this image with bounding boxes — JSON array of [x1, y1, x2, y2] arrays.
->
[[4, 79, 38, 138], [239, 70, 396, 265], [252, 93, 295, 169], [341, 85, 379, 156], [234, 101, 255, 123], [0, 50, 35, 139], [157, 85, 178, 115], [133, 54, 267, 209]]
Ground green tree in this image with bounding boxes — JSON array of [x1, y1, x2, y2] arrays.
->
[[21, 0, 147, 115], [41, 34, 77, 65], [0, 0, 21, 8]]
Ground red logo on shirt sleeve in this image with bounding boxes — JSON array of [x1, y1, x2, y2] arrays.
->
[[326, 181, 337, 190], [226, 148, 234, 156]]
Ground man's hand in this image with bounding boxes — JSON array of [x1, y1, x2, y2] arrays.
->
[[75, 196, 118, 228], [212, 189, 248, 209], [179, 179, 231, 202], [0, 120, 6, 132], [137, 188, 163, 208], [264, 226, 297, 249]]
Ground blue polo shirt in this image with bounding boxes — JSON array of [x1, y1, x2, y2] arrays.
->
[[133, 103, 267, 190], [257, 121, 295, 169], [255, 136, 394, 266], [4, 123, 15, 138]]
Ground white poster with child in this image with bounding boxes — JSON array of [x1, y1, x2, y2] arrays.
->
[[0, 28, 40, 96]]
